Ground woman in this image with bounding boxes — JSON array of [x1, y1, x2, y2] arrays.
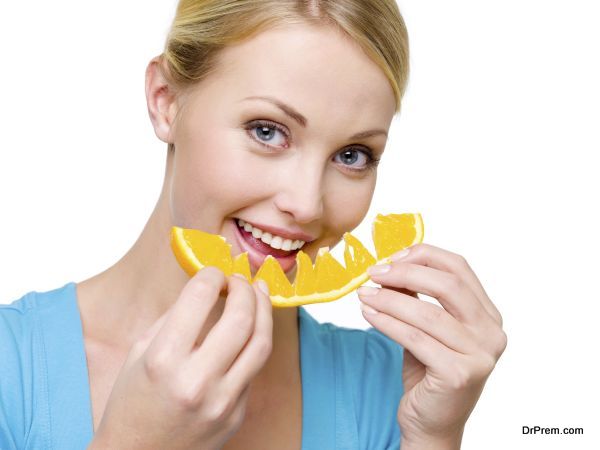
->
[[0, 1, 506, 449]]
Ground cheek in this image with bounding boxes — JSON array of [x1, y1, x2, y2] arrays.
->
[[319, 177, 376, 248], [328, 175, 375, 224], [170, 127, 268, 226]]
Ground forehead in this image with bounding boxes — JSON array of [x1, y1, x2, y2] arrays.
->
[[202, 22, 396, 126]]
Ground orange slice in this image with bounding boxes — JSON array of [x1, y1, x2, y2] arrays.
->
[[171, 212, 424, 308]]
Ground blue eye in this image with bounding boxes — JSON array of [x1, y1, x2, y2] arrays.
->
[[334, 148, 380, 172], [243, 120, 380, 173], [246, 120, 289, 148]]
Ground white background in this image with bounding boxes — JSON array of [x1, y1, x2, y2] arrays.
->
[[1, 1, 598, 449]]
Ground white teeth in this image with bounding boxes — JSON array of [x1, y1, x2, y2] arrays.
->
[[270, 236, 283, 249], [281, 239, 293, 251], [236, 218, 307, 250], [260, 232, 273, 245], [258, 231, 294, 251]]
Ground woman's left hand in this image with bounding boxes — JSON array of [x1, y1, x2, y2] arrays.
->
[[357, 243, 507, 450]]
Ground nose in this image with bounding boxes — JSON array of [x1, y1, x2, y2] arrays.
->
[[273, 161, 324, 224]]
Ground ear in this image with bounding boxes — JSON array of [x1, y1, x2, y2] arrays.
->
[[145, 55, 180, 144]]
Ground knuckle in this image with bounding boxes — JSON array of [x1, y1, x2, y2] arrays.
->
[[420, 304, 444, 324], [480, 354, 498, 375], [496, 311, 505, 328], [454, 253, 470, 269], [253, 336, 273, 360], [471, 355, 497, 383], [494, 329, 508, 357], [448, 363, 473, 391], [173, 384, 201, 410], [449, 357, 494, 391], [143, 347, 171, 381], [173, 376, 209, 410], [229, 311, 254, 336], [444, 274, 463, 295], [406, 327, 426, 345], [205, 396, 236, 424]]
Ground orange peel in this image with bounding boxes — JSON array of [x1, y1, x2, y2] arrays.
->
[[171, 212, 424, 307]]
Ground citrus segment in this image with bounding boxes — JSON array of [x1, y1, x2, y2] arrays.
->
[[171, 226, 234, 276], [314, 247, 352, 292], [372, 213, 424, 261], [254, 255, 294, 297], [343, 232, 377, 277], [294, 250, 317, 296], [232, 252, 252, 282], [170, 212, 424, 308]]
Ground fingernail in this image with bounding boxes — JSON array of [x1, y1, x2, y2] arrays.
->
[[256, 279, 270, 296], [390, 248, 410, 261], [357, 286, 380, 297], [232, 273, 247, 281], [367, 264, 391, 276], [360, 303, 378, 315]]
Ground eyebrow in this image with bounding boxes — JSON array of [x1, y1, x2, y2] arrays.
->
[[240, 95, 388, 140]]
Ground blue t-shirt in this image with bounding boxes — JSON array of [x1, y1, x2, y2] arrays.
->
[[1, 282, 405, 449]]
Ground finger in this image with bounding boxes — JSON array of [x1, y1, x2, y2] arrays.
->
[[391, 243, 503, 325], [223, 280, 273, 397], [190, 274, 258, 377], [361, 306, 457, 371], [152, 266, 227, 356], [358, 287, 476, 354], [369, 261, 489, 326]]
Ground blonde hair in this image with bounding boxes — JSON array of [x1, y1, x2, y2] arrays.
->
[[161, 0, 410, 152]]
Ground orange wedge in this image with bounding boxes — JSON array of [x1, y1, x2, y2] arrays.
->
[[171, 212, 424, 308]]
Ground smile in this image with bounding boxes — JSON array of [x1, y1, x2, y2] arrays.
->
[[237, 219, 306, 251], [233, 218, 304, 273]]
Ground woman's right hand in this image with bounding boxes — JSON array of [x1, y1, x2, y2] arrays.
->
[[88, 266, 273, 450]]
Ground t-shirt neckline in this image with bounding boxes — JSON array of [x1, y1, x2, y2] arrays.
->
[[52, 281, 334, 449]]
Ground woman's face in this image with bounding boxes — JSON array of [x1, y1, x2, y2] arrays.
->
[[166, 23, 396, 280]]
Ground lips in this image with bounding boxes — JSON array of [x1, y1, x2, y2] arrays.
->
[[233, 219, 300, 273]]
